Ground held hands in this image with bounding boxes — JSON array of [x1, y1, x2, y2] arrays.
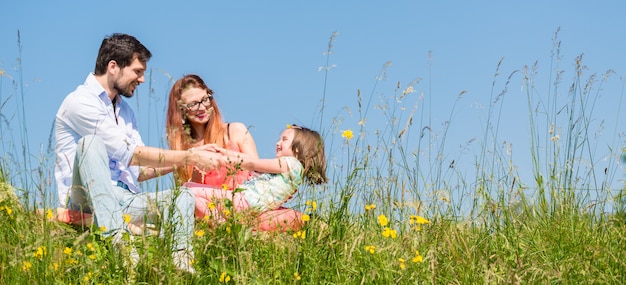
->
[[193, 143, 221, 153], [189, 147, 225, 172], [189, 143, 247, 171]]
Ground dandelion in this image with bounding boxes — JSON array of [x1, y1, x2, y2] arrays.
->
[[382, 227, 397, 239], [194, 229, 205, 237], [207, 201, 216, 210], [412, 250, 424, 263], [301, 214, 310, 222], [87, 243, 95, 252], [21, 261, 32, 272], [306, 200, 317, 211], [50, 262, 59, 271], [377, 214, 388, 226], [409, 215, 430, 225], [398, 258, 406, 269], [123, 213, 131, 224], [365, 204, 376, 211], [99, 225, 107, 232], [89, 254, 96, 260], [33, 246, 46, 259], [83, 272, 93, 283], [293, 230, 306, 239], [66, 258, 78, 265], [46, 209, 54, 220], [341, 129, 354, 140], [225, 226, 231, 234], [364, 245, 375, 254], [64, 247, 72, 256], [219, 272, 231, 283], [2, 205, 12, 216], [222, 209, 231, 217], [293, 271, 301, 281]]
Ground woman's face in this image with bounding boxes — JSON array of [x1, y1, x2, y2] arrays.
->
[[180, 87, 213, 129]]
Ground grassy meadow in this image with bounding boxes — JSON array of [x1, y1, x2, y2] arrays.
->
[[1, 33, 626, 284]]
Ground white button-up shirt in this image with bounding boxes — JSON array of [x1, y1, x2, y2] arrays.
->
[[54, 73, 143, 207]]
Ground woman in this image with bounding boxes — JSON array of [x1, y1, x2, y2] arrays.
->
[[166, 74, 303, 231]]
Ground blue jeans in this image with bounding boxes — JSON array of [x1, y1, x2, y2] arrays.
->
[[67, 135, 194, 251]]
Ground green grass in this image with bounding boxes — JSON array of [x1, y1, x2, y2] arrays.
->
[[1, 31, 626, 284]]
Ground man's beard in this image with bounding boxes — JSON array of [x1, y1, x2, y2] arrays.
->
[[114, 81, 137, 98]]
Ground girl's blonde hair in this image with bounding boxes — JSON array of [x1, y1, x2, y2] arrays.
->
[[289, 125, 327, 185], [166, 74, 226, 182]]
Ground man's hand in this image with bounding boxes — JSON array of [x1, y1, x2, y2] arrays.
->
[[190, 148, 225, 172]]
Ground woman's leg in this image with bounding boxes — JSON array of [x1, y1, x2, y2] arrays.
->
[[187, 183, 249, 223], [256, 207, 304, 232]]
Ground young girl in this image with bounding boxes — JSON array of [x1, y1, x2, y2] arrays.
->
[[188, 124, 327, 222]]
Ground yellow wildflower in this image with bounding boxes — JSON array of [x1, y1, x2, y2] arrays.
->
[[123, 213, 131, 224], [89, 254, 96, 260], [2, 206, 12, 215], [382, 227, 397, 238], [301, 214, 310, 222], [46, 209, 54, 220], [207, 201, 216, 210], [409, 215, 430, 225], [293, 271, 302, 281], [225, 226, 231, 234], [219, 272, 231, 283], [222, 209, 231, 217], [83, 272, 93, 283], [33, 246, 46, 259], [293, 230, 306, 239], [64, 247, 72, 256], [306, 200, 317, 211], [221, 184, 228, 190], [50, 262, 59, 271], [364, 245, 375, 254], [99, 225, 107, 232], [87, 243, 95, 252], [377, 214, 388, 226], [194, 229, 205, 237], [398, 258, 406, 269], [412, 250, 424, 263], [21, 261, 32, 272], [341, 129, 354, 140], [365, 204, 376, 211]]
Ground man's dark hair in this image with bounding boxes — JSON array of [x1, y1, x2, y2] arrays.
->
[[94, 33, 152, 75]]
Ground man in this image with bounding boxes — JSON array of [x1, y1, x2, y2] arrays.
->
[[54, 33, 218, 274]]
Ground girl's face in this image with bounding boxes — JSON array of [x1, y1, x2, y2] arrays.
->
[[180, 87, 213, 128], [275, 128, 295, 157]]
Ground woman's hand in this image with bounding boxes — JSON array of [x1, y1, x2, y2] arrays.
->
[[194, 143, 220, 153]]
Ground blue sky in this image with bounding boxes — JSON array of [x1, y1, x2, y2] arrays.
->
[[2, 1, 626, 208]]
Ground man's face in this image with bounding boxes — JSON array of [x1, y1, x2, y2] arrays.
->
[[113, 57, 146, 98]]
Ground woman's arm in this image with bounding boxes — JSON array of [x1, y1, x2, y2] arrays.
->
[[228, 122, 259, 159]]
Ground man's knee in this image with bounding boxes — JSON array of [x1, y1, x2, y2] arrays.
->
[[76, 135, 106, 157]]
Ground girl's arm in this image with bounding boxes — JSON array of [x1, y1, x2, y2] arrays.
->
[[216, 147, 290, 174], [238, 157, 291, 174]]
